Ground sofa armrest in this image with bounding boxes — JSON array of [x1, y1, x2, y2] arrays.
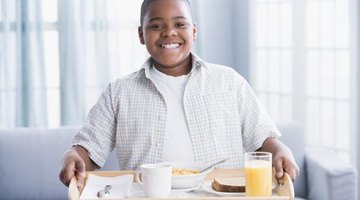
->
[[305, 148, 357, 200]]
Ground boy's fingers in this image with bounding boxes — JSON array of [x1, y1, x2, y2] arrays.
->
[[286, 165, 300, 181], [59, 161, 76, 186], [75, 158, 86, 173], [76, 172, 85, 190], [274, 159, 284, 178], [75, 159, 86, 189]]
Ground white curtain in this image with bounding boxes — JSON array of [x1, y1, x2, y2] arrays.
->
[[0, 0, 47, 128], [58, 0, 88, 125], [0, 0, 180, 128], [58, 0, 144, 125]]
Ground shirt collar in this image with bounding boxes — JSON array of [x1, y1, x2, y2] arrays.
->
[[141, 52, 206, 79]]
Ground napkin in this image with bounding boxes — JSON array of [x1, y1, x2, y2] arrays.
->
[[79, 174, 134, 199]]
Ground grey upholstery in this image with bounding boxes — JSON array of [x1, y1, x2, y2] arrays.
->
[[0, 123, 357, 200], [277, 122, 358, 200], [0, 126, 117, 200]]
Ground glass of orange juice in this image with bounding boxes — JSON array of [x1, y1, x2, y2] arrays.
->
[[244, 152, 272, 197]]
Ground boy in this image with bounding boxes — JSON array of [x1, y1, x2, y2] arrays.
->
[[59, 0, 299, 189]]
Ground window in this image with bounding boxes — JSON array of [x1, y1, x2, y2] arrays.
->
[[42, 0, 60, 128], [0, 0, 148, 128], [250, 0, 356, 162], [45, 0, 148, 127], [250, 0, 293, 122]]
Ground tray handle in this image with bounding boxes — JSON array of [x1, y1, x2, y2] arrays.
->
[[274, 172, 295, 199], [68, 176, 80, 200]]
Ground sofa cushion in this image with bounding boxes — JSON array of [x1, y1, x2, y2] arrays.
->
[[0, 127, 80, 200]]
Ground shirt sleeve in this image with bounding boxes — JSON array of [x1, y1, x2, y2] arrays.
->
[[72, 84, 117, 167], [236, 75, 281, 152]]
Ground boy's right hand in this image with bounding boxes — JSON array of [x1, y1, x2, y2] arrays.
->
[[59, 149, 86, 189]]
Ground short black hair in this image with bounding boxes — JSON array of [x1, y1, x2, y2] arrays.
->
[[140, 0, 192, 26]]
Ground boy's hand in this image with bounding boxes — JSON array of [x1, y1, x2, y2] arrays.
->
[[59, 149, 86, 189], [260, 137, 300, 182], [273, 148, 300, 182]]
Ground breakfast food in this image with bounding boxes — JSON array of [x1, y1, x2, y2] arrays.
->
[[211, 177, 246, 192], [172, 167, 199, 175]]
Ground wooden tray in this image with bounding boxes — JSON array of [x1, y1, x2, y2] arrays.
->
[[69, 168, 294, 200]]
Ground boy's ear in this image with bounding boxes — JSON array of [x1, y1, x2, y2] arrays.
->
[[138, 26, 145, 44], [192, 24, 197, 41]]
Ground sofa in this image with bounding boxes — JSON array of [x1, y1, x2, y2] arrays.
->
[[277, 123, 357, 200], [0, 123, 357, 200]]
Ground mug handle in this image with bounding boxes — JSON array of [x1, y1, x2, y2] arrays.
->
[[135, 170, 143, 185]]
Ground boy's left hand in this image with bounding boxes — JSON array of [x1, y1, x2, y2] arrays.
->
[[273, 148, 300, 182], [260, 137, 300, 182]]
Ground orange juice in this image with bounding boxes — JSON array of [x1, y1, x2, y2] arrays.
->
[[245, 159, 272, 196]]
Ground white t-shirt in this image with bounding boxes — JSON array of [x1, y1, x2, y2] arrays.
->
[[149, 65, 195, 161]]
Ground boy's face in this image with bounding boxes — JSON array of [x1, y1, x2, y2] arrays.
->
[[138, 0, 197, 75]]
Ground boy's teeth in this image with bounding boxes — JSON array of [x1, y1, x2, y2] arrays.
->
[[161, 43, 180, 49]]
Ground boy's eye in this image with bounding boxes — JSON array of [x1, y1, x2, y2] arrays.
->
[[175, 23, 187, 28], [149, 24, 162, 30]]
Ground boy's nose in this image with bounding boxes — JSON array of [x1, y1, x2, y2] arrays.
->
[[161, 28, 177, 37]]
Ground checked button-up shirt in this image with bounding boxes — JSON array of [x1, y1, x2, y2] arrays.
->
[[73, 53, 281, 170]]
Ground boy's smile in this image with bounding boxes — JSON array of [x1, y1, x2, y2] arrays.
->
[[138, 0, 197, 76], [159, 43, 180, 49]]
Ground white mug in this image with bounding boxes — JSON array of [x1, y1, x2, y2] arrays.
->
[[136, 162, 172, 198]]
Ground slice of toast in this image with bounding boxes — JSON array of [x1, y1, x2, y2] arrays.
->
[[211, 177, 246, 192]]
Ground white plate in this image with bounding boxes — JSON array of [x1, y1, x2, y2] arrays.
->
[[172, 184, 201, 192], [201, 181, 245, 197]]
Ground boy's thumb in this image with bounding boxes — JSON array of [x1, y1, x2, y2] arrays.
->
[[76, 171, 85, 190], [75, 160, 86, 189]]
